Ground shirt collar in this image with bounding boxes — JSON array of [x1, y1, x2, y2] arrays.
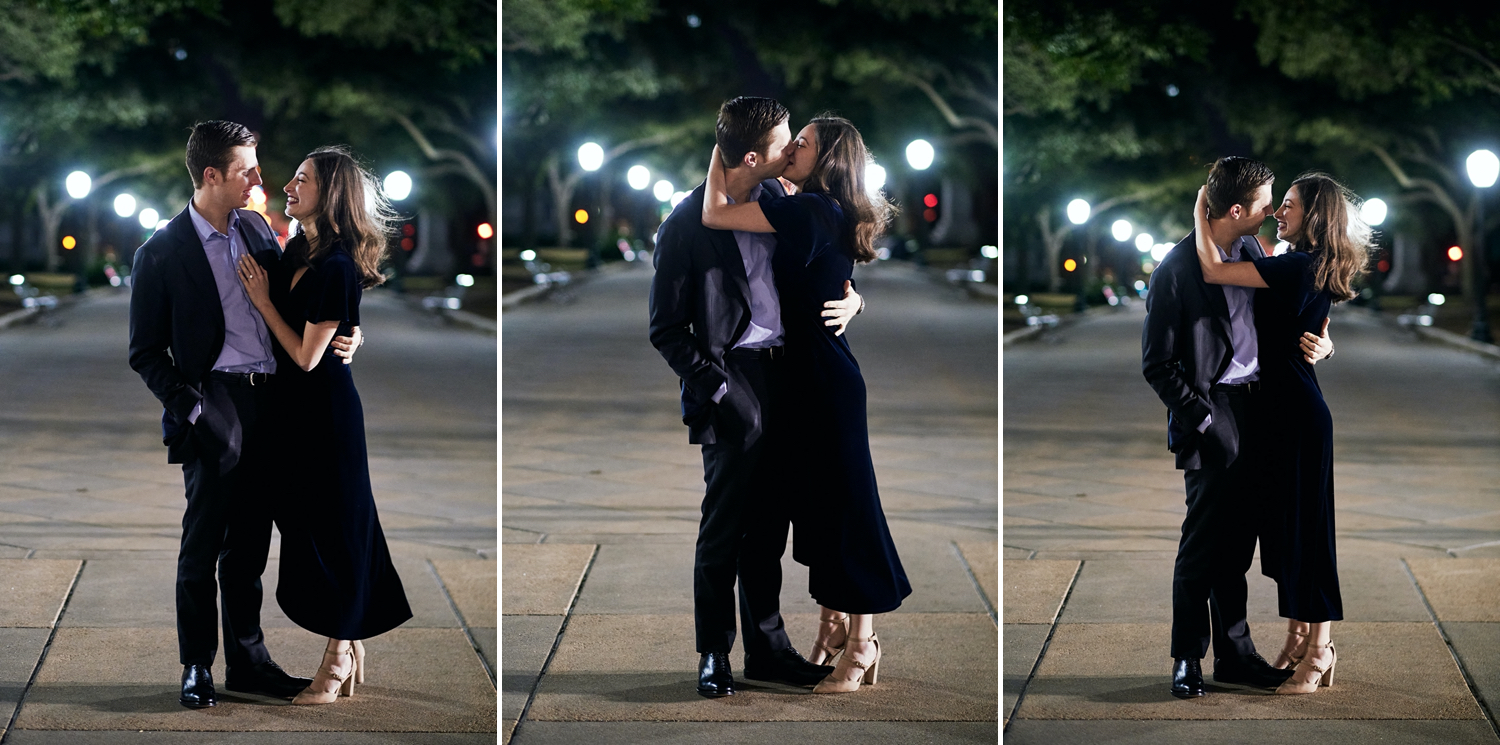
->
[[187, 199, 239, 246]]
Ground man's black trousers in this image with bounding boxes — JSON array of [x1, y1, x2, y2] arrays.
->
[[694, 351, 794, 656], [1170, 387, 1262, 661], [176, 376, 275, 668]]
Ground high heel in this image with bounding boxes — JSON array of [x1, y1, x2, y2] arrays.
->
[[1275, 641, 1335, 694], [812, 634, 879, 694], [1273, 629, 1308, 669], [292, 641, 356, 705], [352, 640, 365, 684], [809, 613, 849, 666]]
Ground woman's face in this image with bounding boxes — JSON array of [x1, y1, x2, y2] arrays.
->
[[283, 159, 320, 222], [781, 124, 819, 185], [1275, 185, 1305, 243]]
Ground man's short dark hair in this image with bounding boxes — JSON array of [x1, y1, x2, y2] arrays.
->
[[1206, 156, 1275, 219], [186, 120, 256, 189], [716, 97, 790, 169]]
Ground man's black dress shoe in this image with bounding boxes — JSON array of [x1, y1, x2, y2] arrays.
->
[[225, 659, 313, 699], [180, 664, 217, 708], [697, 652, 735, 697], [1171, 658, 1206, 699], [743, 646, 835, 687], [1213, 651, 1295, 689]]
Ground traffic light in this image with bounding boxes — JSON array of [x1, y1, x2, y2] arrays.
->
[[923, 193, 939, 223]]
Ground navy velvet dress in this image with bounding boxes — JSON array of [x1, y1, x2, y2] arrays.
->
[[761, 193, 912, 615], [269, 239, 412, 640], [1250, 249, 1343, 623]]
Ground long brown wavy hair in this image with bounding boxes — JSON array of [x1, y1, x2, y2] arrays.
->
[[796, 115, 895, 263], [1285, 172, 1372, 303], [285, 145, 395, 288]]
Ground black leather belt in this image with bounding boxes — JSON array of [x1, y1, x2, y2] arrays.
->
[[209, 370, 274, 386], [1213, 380, 1261, 394], [726, 346, 784, 360]]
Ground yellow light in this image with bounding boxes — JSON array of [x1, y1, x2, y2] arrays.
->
[[477, 223, 494, 240], [575, 209, 589, 224], [1063, 258, 1077, 272], [1449, 246, 1464, 261], [61, 235, 76, 250]]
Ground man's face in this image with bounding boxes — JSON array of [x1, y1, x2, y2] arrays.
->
[[204, 145, 262, 210], [1231, 183, 1274, 237], [748, 122, 793, 179]]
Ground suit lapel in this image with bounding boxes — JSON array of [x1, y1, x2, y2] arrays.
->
[[168, 206, 226, 347]]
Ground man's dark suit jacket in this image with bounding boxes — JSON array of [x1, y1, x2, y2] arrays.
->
[[648, 178, 786, 445], [1141, 230, 1266, 471], [128, 205, 280, 466]]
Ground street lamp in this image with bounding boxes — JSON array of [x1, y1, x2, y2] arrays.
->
[[65, 171, 92, 199], [384, 170, 413, 200], [1466, 149, 1498, 342], [1066, 199, 1090, 225], [1361, 198, 1388, 226], [905, 139, 934, 170], [652, 180, 673, 202], [113, 194, 137, 218], [866, 163, 887, 194], [627, 165, 650, 190], [1135, 233, 1153, 252], [138, 208, 159, 229], [578, 142, 604, 172], [1111, 219, 1132, 242]]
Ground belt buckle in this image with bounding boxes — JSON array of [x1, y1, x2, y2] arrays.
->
[[249, 372, 261, 387], [769, 347, 782, 360]]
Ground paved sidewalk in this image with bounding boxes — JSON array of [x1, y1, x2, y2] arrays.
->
[[0, 289, 497, 743], [1004, 304, 1500, 743], [501, 263, 999, 743]]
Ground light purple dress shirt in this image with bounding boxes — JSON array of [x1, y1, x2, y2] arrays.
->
[[1198, 238, 1259, 432], [186, 202, 277, 422], [711, 184, 785, 404]]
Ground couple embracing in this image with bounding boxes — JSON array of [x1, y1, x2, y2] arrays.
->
[[129, 121, 411, 708], [1145, 156, 1372, 699], [650, 96, 913, 697]]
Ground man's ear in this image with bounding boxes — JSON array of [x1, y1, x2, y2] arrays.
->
[[1228, 203, 1244, 220], [743, 151, 759, 169], [201, 167, 219, 187]]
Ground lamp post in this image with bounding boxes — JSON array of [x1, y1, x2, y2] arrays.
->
[[578, 142, 605, 268], [1360, 198, 1388, 311], [1466, 149, 1497, 342], [1067, 199, 1092, 312]]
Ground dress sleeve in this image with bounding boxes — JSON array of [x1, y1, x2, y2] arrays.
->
[[761, 193, 843, 266], [1251, 251, 1314, 293], [307, 254, 359, 325]]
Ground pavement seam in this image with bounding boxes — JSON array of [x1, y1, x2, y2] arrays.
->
[[1401, 558, 1500, 740], [511, 543, 600, 743], [1003, 559, 1084, 733], [1, 559, 84, 745], [425, 559, 495, 689], [950, 541, 996, 625]]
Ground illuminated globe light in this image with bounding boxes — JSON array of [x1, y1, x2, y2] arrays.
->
[[138, 208, 159, 229], [627, 165, 651, 190], [8, 275, 22, 286], [575, 209, 589, 224], [156, 219, 170, 231], [519, 249, 537, 261], [577, 142, 605, 172], [1360, 198, 1388, 226], [1467, 149, 1500, 188], [866, 163, 887, 194], [1151, 243, 1171, 262], [1111, 219, 1133, 242], [905, 139, 935, 170], [1066, 199, 1090, 225], [384, 170, 413, 200], [671, 191, 688, 207], [1063, 258, 1078, 272], [653, 180, 673, 202], [1135, 233, 1153, 252], [65, 171, 92, 199], [477, 223, 494, 239], [1429, 293, 1447, 306], [61, 236, 77, 250], [1449, 246, 1464, 261], [1014, 295, 1029, 305], [114, 194, 136, 217], [980, 245, 999, 259], [456, 274, 475, 288]]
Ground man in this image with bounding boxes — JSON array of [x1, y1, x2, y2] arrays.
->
[[649, 97, 863, 697], [129, 120, 361, 708], [1142, 156, 1334, 699]]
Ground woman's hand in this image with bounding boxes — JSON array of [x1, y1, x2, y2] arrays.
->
[[1194, 185, 1210, 233], [236, 254, 271, 311]]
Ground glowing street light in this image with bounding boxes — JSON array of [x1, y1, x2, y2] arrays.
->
[[1467, 150, 1499, 188], [114, 194, 137, 218], [65, 171, 92, 199], [671, 191, 688, 207], [1360, 198, 1387, 226], [652, 180, 673, 202], [866, 163, 887, 194], [905, 139, 934, 170], [1066, 198, 1090, 225], [578, 142, 604, 172], [384, 170, 413, 200], [1135, 233, 1153, 252], [138, 208, 160, 229], [1467, 148, 1498, 342], [1111, 219, 1133, 242], [627, 165, 651, 190]]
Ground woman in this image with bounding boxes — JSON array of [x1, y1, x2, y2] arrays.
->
[[236, 145, 413, 705], [702, 115, 912, 694], [1192, 172, 1370, 695]]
